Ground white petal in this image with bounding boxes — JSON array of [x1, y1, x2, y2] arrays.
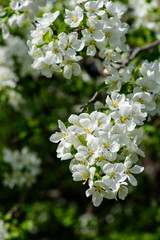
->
[[58, 120, 66, 132], [128, 174, 137, 186], [87, 45, 96, 56], [86, 187, 94, 197], [93, 31, 105, 42], [49, 132, 62, 143], [73, 63, 81, 76], [61, 153, 73, 160], [103, 190, 115, 199], [92, 191, 103, 207], [63, 65, 72, 79], [131, 165, 144, 174], [118, 186, 128, 200]]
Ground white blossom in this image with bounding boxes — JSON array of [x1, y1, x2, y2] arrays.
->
[[3, 148, 41, 188], [64, 6, 83, 28]]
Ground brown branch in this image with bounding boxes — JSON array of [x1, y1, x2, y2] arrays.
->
[[31, 21, 37, 28], [79, 91, 98, 114], [79, 39, 160, 113], [7, 194, 27, 216], [118, 39, 160, 70]]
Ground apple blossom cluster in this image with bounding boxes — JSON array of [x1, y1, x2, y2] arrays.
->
[[79, 212, 98, 237], [0, 66, 18, 90], [50, 58, 160, 206], [50, 101, 145, 206], [0, 34, 40, 92], [9, 0, 47, 27], [0, 0, 48, 40], [0, 220, 8, 240], [127, 60, 160, 116], [2, 147, 41, 189], [6, 35, 40, 79], [129, 0, 160, 38], [28, 0, 128, 79], [5, 89, 24, 110], [0, 44, 18, 89]]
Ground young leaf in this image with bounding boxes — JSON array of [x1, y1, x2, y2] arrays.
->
[[58, 22, 68, 35]]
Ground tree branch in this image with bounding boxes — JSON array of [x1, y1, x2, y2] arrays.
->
[[79, 39, 160, 113], [118, 39, 160, 70], [79, 91, 98, 114], [7, 194, 27, 216]]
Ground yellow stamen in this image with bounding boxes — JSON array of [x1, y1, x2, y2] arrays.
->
[[53, 48, 59, 54], [109, 172, 115, 179], [84, 128, 91, 133], [96, 186, 101, 192], [104, 141, 110, 148], [112, 100, 118, 108], [125, 168, 131, 174], [61, 133, 67, 138], [88, 149, 93, 156], [90, 7, 95, 13], [99, 156, 105, 162], [138, 99, 143, 104], [66, 42, 72, 48], [121, 116, 128, 123], [82, 174, 88, 184], [72, 16, 78, 23], [89, 27, 94, 33], [105, 32, 111, 38], [90, 40, 96, 46]]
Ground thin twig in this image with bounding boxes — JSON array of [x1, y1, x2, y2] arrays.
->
[[79, 91, 98, 114], [79, 39, 160, 113], [118, 39, 160, 70], [7, 194, 27, 216], [31, 21, 37, 28]]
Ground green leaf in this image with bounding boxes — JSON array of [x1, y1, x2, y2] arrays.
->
[[65, 122, 73, 128], [4, 214, 12, 221], [78, 135, 87, 147], [58, 22, 68, 35], [43, 29, 52, 43], [97, 82, 109, 93], [70, 145, 77, 155]]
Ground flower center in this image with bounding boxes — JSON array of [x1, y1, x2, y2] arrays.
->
[[88, 149, 93, 156], [105, 32, 111, 38], [90, 40, 96, 46], [89, 27, 94, 33], [112, 100, 118, 108], [66, 41, 72, 48], [125, 168, 131, 174], [96, 186, 101, 192], [109, 172, 115, 179], [61, 133, 67, 138], [84, 127, 91, 133], [82, 174, 88, 184], [99, 156, 105, 162], [121, 116, 128, 123], [53, 48, 59, 54], [104, 141, 110, 148], [138, 99, 143, 104], [90, 7, 95, 13], [72, 16, 78, 23]]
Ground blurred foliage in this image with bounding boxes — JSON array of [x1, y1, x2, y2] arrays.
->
[[0, 0, 160, 239]]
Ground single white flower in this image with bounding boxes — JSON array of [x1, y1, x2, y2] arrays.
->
[[36, 11, 60, 27], [86, 181, 115, 207], [102, 163, 126, 191], [65, 6, 83, 28]]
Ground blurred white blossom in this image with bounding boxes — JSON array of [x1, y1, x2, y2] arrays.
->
[[3, 148, 41, 189]]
